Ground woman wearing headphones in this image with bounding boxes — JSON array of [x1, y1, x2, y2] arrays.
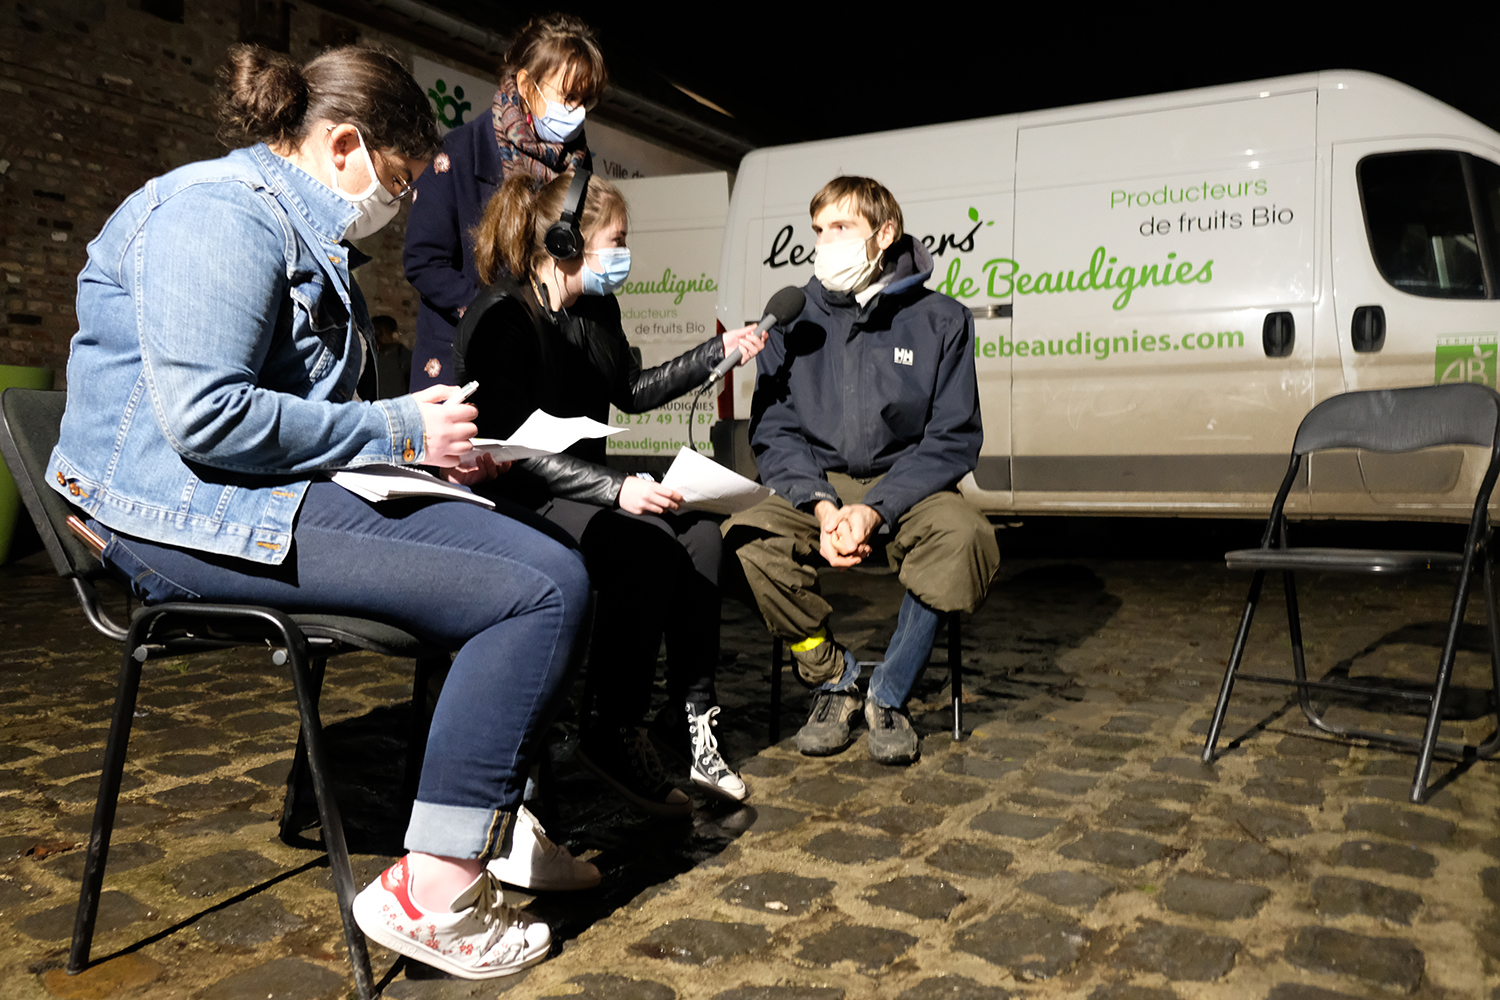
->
[[405, 13, 605, 391], [455, 170, 767, 815]]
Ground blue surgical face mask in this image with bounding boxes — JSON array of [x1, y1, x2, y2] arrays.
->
[[581, 247, 630, 296], [529, 79, 586, 143]]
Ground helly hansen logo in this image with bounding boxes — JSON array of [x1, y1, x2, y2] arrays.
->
[[894, 347, 913, 366]]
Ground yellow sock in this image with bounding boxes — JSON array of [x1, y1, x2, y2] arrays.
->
[[791, 627, 827, 654]]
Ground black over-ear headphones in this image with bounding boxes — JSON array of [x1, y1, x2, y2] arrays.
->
[[544, 169, 591, 260]]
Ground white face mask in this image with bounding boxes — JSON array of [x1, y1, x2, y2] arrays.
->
[[327, 128, 401, 241], [813, 230, 883, 293]]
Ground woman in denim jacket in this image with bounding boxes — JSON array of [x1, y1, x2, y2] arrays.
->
[[46, 44, 587, 981]]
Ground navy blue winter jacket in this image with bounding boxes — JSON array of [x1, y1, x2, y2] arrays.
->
[[402, 110, 588, 389], [749, 236, 981, 526]]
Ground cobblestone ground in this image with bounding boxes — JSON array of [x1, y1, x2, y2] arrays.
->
[[2, 521, 1498, 1000]]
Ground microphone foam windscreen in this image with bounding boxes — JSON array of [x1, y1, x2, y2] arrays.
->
[[765, 286, 808, 325]]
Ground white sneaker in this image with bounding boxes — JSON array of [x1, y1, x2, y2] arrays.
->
[[687, 705, 748, 803], [352, 856, 551, 980], [487, 806, 600, 891]]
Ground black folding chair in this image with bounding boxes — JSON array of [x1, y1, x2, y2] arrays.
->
[[0, 388, 450, 1000], [769, 610, 964, 743], [1201, 383, 1500, 803]]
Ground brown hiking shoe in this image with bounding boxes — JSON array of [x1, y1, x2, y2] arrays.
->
[[795, 689, 862, 756]]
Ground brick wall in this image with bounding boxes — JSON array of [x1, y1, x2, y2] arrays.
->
[[0, 0, 484, 385]]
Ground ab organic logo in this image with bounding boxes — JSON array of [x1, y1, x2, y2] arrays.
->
[[1435, 335, 1498, 388]]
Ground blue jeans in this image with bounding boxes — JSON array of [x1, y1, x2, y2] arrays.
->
[[95, 481, 589, 860], [823, 592, 943, 709]]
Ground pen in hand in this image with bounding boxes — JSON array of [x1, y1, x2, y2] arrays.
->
[[446, 380, 479, 406]]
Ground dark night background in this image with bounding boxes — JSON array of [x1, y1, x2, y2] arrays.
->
[[423, 5, 1500, 151]]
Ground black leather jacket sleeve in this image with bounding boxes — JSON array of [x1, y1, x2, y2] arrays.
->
[[614, 336, 725, 413], [512, 452, 628, 507], [455, 279, 725, 509]]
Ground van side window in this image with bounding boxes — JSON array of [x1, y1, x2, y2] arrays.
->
[[1358, 151, 1498, 299], [1473, 156, 1500, 281]]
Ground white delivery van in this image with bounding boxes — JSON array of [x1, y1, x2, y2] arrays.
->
[[715, 70, 1500, 520], [607, 172, 730, 461]]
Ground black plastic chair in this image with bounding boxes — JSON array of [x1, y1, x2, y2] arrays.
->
[[1201, 383, 1500, 803], [769, 610, 964, 744], [0, 388, 450, 1000]]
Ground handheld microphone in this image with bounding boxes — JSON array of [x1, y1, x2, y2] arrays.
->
[[702, 286, 807, 388]]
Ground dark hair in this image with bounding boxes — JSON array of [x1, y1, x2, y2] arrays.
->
[[474, 171, 626, 284], [217, 44, 441, 159], [502, 13, 608, 108], [810, 176, 905, 242]]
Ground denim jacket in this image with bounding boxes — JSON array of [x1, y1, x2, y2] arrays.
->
[[46, 144, 427, 565]]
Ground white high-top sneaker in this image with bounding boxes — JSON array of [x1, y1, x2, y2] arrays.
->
[[487, 806, 600, 891]]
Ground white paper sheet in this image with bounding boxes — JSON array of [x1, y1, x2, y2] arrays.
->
[[330, 465, 495, 508], [661, 446, 773, 515], [469, 410, 623, 462]]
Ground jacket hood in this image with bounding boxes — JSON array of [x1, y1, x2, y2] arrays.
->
[[809, 234, 932, 308]]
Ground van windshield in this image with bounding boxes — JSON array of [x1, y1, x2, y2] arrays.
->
[[1359, 150, 1500, 299]]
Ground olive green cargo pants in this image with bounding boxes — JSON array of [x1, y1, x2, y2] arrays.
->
[[722, 472, 1000, 645]]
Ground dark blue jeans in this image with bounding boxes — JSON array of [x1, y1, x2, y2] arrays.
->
[[95, 481, 589, 860], [533, 498, 721, 725]]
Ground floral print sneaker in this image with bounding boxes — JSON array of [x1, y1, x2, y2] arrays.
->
[[352, 856, 551, 979]]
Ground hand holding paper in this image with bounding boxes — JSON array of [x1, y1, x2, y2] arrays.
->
[[468, 410, 623, 463], [661, 447, 772, 515]]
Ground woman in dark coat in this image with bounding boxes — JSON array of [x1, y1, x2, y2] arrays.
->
[[405, 13, 604, 390]]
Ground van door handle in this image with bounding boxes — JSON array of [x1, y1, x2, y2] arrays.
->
[[1262, 312, 1294, 357], [1351, 305, 1386, 353]]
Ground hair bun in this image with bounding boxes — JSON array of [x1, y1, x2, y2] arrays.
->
[[216, 44, 309, 147]]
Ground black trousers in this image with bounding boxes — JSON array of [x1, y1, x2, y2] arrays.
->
[[536, 498, 721, 727]]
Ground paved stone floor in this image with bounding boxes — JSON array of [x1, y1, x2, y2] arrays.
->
[[1, 519, 1498, 999]]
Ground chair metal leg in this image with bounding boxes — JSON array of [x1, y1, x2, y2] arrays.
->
[[279, 621, 376, 1000], [1411, 559, 1479, 803], [67, 619, 148, 975], [280, 656, 329, 842], [1283, 570, 1331, 731], [770, 637, 783, 744], [948, 611, 963, 740], [1202, 569, 1266, 763], [1479, 553, 1500, 758]]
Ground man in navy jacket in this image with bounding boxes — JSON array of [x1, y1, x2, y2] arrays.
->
[[724, 177, 1000, 765]]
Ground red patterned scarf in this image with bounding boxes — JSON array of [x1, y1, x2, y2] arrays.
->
[[491, 73, 590, 181]]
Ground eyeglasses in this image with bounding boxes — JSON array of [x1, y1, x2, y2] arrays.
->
[[371, 152, 416, 205], [531, 77, 598, 113], [384, 174, 416, 204]]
